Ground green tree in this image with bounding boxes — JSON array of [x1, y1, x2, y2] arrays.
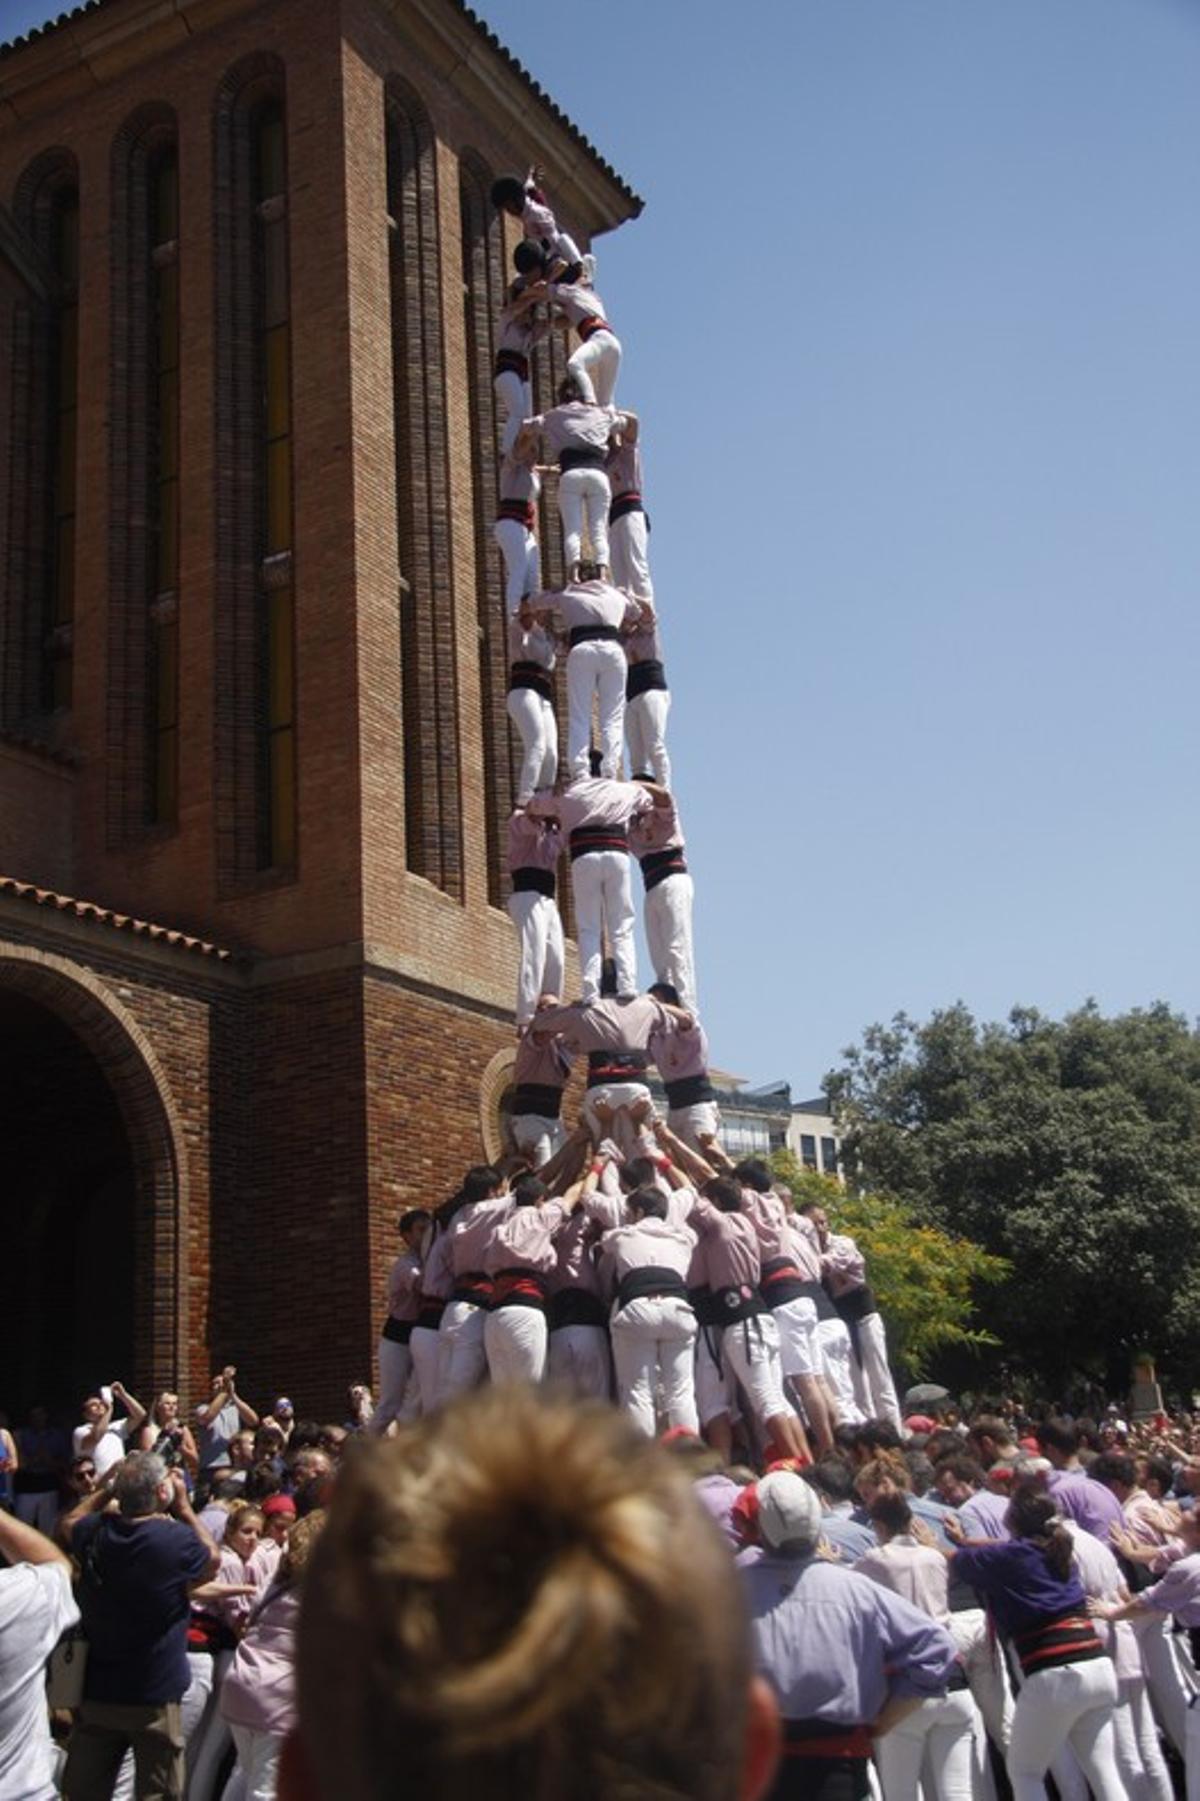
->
[[824, 1001, 1200, 1390], [768, 1155, 1008, 1379]]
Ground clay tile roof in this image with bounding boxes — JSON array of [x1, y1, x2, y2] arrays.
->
[[0, 1, 645, 211], [0, 876, 241, 963]]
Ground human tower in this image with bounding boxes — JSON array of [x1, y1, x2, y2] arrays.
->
[[369, 171, 901, 1453]]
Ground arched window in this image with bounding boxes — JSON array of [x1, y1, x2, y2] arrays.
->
[[109, 106, 179, 839], [459, 151, 513, 907], [213, 56, 296, 886], [386, 79, 462, 898], [5, 150, 79, 726]]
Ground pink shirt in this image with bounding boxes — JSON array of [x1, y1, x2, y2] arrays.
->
[[484, 1200, 568, 1275], [528, 775, 652, 837], [534, 993, 673, 1055], [506, 810, 562, 875], [821, 1232, 867, 1299], [689, 1198, 761, 1292], [420, 1229, 455, 1303], [550, 1211, 603, 1296], [650, 1015, 709, 1083], [623, 613, 664, 665], [208, 1539, 281, 1631], [554, 578, 640, 637], [498, 451, 540, 505], [497, 296, 543, 357], [521, 191, 582, 269], [787, 1214, 826, 1283], [532, 401, 614, 458], [739, 1188, 795, 1265], [512, 1029, 573, 1091], [606, 438, 642, 497], [856, 1536, 953, 1629], [630, 796, 684, 856], [220, 1586, 301, 1737], [450, 1196, 511, 1276], [597, 1215, 695, 1296], [550, 279, 611, 331], [506, 613, 555, 670], [385, 1250, 421, 1323]]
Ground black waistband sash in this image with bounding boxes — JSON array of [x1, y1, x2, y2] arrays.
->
[[510, 866, 556, 899], [497, 498, 536, 529], [415, 1298, 446, 1329], [508, 660, 554, 703], [586, 1050, 649, 1087], [452, 1271, 493, 1309], [610, 489, 644, 523], [494, 348, 529, 381], [549, 1286, 608, 1330], [1013, 1614, 1106, 1679], [832, 1284, 877, 1323], [559, 445, 607, 474], [576, 314, 612, 342], [640, 845, 689, 892], [781, 1719, 872, 1762], [510, 1081, 564, 1118], [570, 823, 628, 860], [664, 1071, 715, 1109], [688, 1284, 726, 1328], [714, 1283, 766, 1325], [492, 1267, 551, 1312], [626, 657, 668, 701], [381, 1316, 413, 1345], [760, 1262, 838, 1322], [569, 623, 620, 648], [617, 1265, 689, 1310]]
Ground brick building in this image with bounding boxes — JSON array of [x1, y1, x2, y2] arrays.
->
[[0, 0, 639, 1417]]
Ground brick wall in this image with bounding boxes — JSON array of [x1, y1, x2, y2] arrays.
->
[[0, 743, 74, 889]]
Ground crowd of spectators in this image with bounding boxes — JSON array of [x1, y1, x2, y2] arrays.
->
[[4, 1366, 1200, 1799]]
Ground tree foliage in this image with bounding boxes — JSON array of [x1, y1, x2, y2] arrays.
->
[[824, 1001, 1200, 1389], [768, 1156, 1008, 1380]]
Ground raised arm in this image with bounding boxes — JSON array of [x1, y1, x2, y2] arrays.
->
[[0, 1503, 70, 1570], [111, 1380, 146, 1433], [224, 1369, 260, 1430], [652, 1116, 717, 1188]]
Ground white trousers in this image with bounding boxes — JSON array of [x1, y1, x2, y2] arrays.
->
[[643, 870, 695, 1010], [408, 1324, 442, 1415], [566, 639, 624, 778], [1007, 1658, 1124, 1801], [436, 1300, 487, 1404], [228, 1724, 282, 1801], [816, 1316, 865, 1422], [367, 1337, 411, 1434], [507, 889, 565, 1023], [493, 368, 530, 455], [949, 1608, 1013, 1757], [547, 1323, 611, 1400], [506, 687, 557, 805], [625, 688, 671, 787], [1111, 1675, 1175, 1801], [1136, 1612, 1194, 1753], [187, 1649, 234, 1801], [695, 1324, 737, 1427], [484, 1305, 548, 1384], [558, 466, 610, 570], [510, 1112, 565, 1170], [667, 1100, 720, 1154], [611, 1295, 698, 1435], [571, 847, 637, 1000], [582, 1083, 653, 1161], [568, 328, 621, 407], [772, 1296, 822, 1380], [493, 516, 539, 607], [721, 1313, 790, 1427], [874, 1688, 976, 1800], [610, 508, 652, 601], [850, 1309, 903, 1430]]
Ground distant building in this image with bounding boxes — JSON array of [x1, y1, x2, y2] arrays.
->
[[787, 1095, 842, 1180]]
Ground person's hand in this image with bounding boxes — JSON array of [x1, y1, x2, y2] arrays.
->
[[909, 1517, 938, 1550], [629, 1096, 653, 1125], [815, 1536, 843, 1563], [592, 1100, 614, 1126], [943, 1512, 966, 1544], [110, 1380, 127, 1401], [166, 1468, 190, 1514]]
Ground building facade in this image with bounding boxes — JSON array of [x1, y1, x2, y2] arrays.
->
[[0, 0, 638, 1415]]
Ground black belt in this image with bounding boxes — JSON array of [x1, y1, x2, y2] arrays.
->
[[570, 824, 627, 860], [559, 446, 607, 473], [587, 1051, 648, 1087], [492, 1267, 551, 1311], [415, 1298, 445, 1329], [640, 845, 688, 892], [626, 657, 668, 700], [511, 1082, 564, 1118], [508, 660, 554, 701], [610, 490, 643, 523], [549, 1287, 608, 1330], [576, 314, 611, 342], [688, 1284, 726, 1328], [617, 1266, 688, 1310], [381, 1316, 413, 1344], [664, 1072, 714, 1109], [494, 348, 529, 381], [802, 1279, 839, 1323], [832, 1284, 877, 1322], [496, 498, 536, 528], [714, 1283, 765, 1325], [510, 867, 556, 898], [760, 1257, 810, 1310], [569, 623, 620, 647], [452, 1272, 493, 1309]]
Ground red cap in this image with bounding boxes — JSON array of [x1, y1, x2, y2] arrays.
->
[[262, 1494, 297, 1519], [903, 1415, 936, 1434], [730, 1483, 761, 1549]]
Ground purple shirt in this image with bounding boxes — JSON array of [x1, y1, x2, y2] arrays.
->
[[958, 1489, 1012, 1543], [1046, 1470, 1125, 1542], [951, 1538, 1088, 1637], [741, 1553, 958, 1726], [1142, 1552, 1200, 1627]]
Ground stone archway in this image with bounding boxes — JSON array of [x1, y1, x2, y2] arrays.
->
[[0, 944, 189, 1414]]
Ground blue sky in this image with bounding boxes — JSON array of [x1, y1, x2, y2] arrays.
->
[[7, 0, 1200, 1095]]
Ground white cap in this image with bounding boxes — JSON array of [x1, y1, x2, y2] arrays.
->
[[756, 1471, 823, 1551]]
